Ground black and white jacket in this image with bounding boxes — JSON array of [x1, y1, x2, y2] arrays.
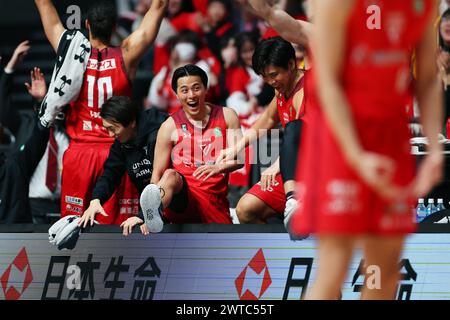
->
[[91, 108, 168, 204]]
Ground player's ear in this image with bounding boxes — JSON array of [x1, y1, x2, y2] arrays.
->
[[289, 59, 296, 71], [85, 19, 90, 31]]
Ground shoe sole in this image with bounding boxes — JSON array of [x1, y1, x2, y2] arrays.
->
[[140, 184, 164, 233]]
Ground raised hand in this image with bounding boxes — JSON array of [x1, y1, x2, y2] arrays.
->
[[25, 67, 47, 101], [6, 40, 30, 71]]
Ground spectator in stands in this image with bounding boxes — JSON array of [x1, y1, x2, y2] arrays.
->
[[152, 0, 197, 75], [441, 0, 450, 14], [0, 41, 69, 224], [147, 30, 221, 114], [26, 68, 69, 224], [0, 41, 30, 143], [225, 31, 266, 117], [201, 0, 237, 61], [0, 66, 52, 223], [438, 8, 450, 136], [156, 0, 237, 69]]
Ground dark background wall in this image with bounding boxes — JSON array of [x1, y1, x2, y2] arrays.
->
[[0, 0, 94, 27]]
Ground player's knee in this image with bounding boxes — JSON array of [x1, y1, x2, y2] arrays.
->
[[160, 169, 179, 187], [236, 196, 258, 223]]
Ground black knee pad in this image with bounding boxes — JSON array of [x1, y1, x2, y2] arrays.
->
[[280, 120, 303, 182]]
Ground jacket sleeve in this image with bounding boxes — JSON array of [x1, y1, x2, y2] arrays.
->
[[0, 70, 22, 136], [15, 119, 50, 179], [91, 140, 127, 205]]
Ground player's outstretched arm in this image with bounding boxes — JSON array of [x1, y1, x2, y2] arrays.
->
[[122, 0, 168, 79], [150, 117, 176, 185], [412, 2, 443, 197], [247, 0, 313, 47], [34, 0, 65, 52], [215, 96, 279, 165], [222, 107, 245, 173]]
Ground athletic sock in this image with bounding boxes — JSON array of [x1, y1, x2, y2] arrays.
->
[[286, 191, 296, 201]]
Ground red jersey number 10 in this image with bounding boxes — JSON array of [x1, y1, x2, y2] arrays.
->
[[87, 75, 113, 109]]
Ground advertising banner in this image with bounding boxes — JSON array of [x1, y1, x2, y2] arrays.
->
[[1, 233, 449, 300]]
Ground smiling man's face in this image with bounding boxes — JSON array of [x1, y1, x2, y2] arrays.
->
[[176, 75, 207, 117]]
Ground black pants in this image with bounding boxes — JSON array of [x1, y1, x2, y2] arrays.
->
[[29, 198, 60, 224]]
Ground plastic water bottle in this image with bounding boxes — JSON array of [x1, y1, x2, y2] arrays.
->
[[416, 198, 427, 223], [426, 199, 437, 216], [436, 199, 446, 212]]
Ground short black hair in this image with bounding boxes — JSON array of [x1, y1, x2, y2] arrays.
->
[[86, 0, 117, 44], [252, 36, 296, 75], [171, 64, 208, 92], [100, 96, 139, 127]]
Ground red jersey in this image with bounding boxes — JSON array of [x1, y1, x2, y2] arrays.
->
[[226, 66, 250, 96], [66, 47, 132, 143], [291, 1, 434, 236], [171, 104, 228, 196], [276, 72, 306, 128], [344, 0, 432, 119]]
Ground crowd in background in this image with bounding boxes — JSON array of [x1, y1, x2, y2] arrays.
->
[[0, 0, 449, 225]]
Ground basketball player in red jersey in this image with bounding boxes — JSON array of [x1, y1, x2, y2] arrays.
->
[[35, 0, 168, 225], [291, 0, 443, 299], [249, 0, 442, 299], [217, 36, 306, 225], [121, 64, 243, 234]]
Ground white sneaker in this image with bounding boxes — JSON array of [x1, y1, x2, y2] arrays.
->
[[284, 198, 309, 241], [140, 184, 164, 233], [283, 198, 297, 231]]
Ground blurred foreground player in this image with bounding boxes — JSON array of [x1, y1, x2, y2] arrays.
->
[[122, 64, 243, 234], [35, 0, 168, 224], [292, 0, 443, 299]]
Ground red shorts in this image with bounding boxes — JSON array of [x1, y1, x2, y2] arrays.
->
[[291, 109, 416, 236], [447, 117, 450, 139], [247, 173, 286, 214], [61, 142, 139, 225], [164, 173, 232, 224]]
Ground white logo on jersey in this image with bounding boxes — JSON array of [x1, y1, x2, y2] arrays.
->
[[89, 111, 101, 118], [83, 120, 92, 131], [200, 143, 212, 157], [87, 58, 117, 71], [386, 13, 406, 44], [326, 180, 361, 214]]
